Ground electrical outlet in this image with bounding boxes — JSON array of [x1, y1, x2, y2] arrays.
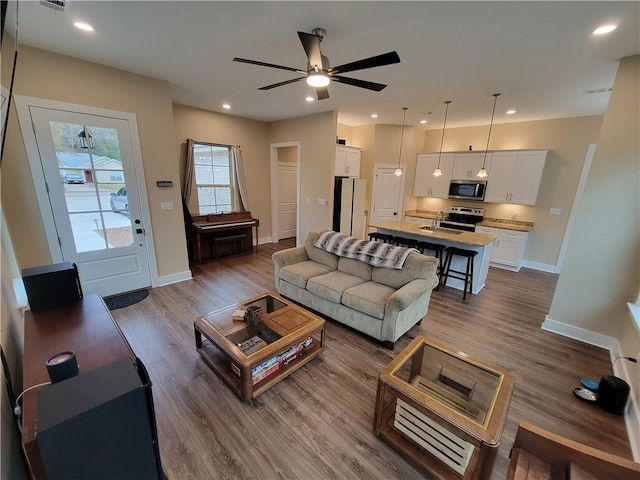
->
[[510, 211, 516, 219]]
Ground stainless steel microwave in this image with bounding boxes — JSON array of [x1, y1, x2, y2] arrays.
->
[[448, 180, 487, 201]]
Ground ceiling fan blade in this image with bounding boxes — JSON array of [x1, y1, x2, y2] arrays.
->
[[297, 31, 323, 70], [331, 75, 387, 92], [258, 77, 305, 90], [316, 87, 330, 100], [329, 51, 400, 75], [233, 57, 304, 73]]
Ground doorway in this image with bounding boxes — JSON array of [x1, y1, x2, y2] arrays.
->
[[15, 97, 155, 297], [370, 164, 406, 224], [270, 142, 300, 243]]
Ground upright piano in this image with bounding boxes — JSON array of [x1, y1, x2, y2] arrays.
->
[[190, 211, 259, 263]]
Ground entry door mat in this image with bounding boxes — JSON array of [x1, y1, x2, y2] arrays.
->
[[104, 289, 149, 310]]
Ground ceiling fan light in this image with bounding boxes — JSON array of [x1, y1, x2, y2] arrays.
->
[[433, 168, 443, 177], [477, 168, 488, 178], [394, 167, 403, 176], [306, 73, 330, 87]]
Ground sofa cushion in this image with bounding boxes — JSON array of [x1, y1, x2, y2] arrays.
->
[[280, 261, 334, 289], [307, 271, 367, 304], [304, 231, 339, 269], [372, 252, 437, 289], [342, 281, 396, 320], [338, 257, 373, 281]]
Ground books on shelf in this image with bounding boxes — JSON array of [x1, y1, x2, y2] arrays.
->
[[229, 337, 315, 384]]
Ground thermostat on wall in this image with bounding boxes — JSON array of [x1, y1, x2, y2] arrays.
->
[[156, 180, 173, 188]]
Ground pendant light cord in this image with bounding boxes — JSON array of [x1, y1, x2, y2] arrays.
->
[[481, 93, 501, 169], [397, 107, 408, 168], [436, 101, 452, 169]]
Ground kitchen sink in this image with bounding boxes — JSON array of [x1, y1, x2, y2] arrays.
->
[[421, 227, 464, 235]]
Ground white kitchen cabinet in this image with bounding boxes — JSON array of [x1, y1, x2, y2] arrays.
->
[[413, 153, 454, 198], [335, 145, 361, 177], [476, 226, 528, 271], [452, 153, 491, 180], [484, 150, 547, 205]]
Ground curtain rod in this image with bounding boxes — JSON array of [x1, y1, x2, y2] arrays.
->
[[189, 139, 238, 149]]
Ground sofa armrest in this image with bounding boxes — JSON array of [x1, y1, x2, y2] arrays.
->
[[272, 246, 308, 284], [387, 278, 435, 312]]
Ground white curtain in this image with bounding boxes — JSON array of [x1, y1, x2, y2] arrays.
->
[[232, 145, 250, 211]]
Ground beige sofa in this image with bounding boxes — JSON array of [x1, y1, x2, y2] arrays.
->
[[272, 231, 439, 348]]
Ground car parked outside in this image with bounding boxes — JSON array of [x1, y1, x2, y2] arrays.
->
[[110, 187, 129, 215], [62, 173, 85, 184]]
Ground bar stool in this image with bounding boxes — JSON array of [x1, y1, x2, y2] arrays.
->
[[441, 247, 478, 301], [393, 236, 419, 249], [368, 232, 394, 244], [417, 241, 446, 290]]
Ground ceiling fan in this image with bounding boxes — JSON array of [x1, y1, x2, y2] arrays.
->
[[233, 27, 401, 100]]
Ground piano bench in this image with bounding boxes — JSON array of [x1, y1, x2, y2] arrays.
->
[[214, 234, 248, 257]]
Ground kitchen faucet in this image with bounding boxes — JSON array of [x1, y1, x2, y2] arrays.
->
[[433, 211, 444, 233]]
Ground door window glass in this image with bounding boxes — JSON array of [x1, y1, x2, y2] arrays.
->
[[49, 121, 132, 253]]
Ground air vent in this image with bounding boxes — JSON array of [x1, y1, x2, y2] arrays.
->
[[40, 0, 67, 11], [583, 87, 612, 95]]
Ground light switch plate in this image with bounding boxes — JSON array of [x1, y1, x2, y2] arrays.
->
[[161, 202, 174, 211], [318, 198, 328, 206], [549, 208, 561, 215]]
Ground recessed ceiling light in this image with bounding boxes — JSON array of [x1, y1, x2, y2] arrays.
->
[[73, 22, 94, 32], [305, 96, 314, 102], [506, 109, 516, 115], [420, 119, 427, 124], [371, 113, 378, 118], [222, 103, 231, 110], [593, 24, 617, 35]]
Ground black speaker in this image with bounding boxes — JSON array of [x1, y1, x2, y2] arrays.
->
[[45, 351, 79, 383], [36, 358, 162, 480], [22, 262, 83, 311], [597, 375, 630, 415]]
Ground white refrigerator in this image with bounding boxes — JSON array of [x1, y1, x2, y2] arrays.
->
[[332, 177, 367, 239]]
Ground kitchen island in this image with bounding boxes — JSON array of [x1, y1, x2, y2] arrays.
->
[[369, 221, 497, 295]]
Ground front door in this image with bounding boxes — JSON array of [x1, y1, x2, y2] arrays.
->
[[27, 106, 152, 297], [370, 166, 406, 224]]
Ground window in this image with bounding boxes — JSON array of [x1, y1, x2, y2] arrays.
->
[[193, 143, 234, 214]]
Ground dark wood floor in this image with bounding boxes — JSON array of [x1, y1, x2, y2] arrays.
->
[[111, 239, 632, 480]]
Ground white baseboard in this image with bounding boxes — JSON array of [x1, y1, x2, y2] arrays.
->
[[258, 236, 272, 245], [522, 260, 559, 273], [154, 270, 192, 287], [543, 315, 640, 461]]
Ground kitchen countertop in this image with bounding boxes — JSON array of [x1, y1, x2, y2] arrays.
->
[[404, 210, 534, 233], [369, 221, 497, 247]]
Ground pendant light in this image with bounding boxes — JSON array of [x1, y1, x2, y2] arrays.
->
[[433, 100, 452, 177], [477, 93, 501, 178], [394, 107, 408, 176]]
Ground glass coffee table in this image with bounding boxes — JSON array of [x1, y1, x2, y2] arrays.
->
[[194, 292, 325, 402], [373, 336, 515, 480]]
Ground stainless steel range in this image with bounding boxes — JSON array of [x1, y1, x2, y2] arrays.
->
[[440, 206, 484, 232]]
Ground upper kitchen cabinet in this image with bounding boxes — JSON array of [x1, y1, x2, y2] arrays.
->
[[452, 152, 491, 180], [485, 150, 547, 205], [413, 153, 454, 198], [335, 145, 361, 177]]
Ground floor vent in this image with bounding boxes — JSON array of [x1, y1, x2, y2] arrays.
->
[[40, 0, 67, 11], [583, 87, 612, 95]]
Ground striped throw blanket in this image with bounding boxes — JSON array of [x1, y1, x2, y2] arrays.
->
[[313, 230, 418, 269]]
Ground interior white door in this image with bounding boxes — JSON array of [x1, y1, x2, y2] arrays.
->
[[370, 167, 405, 224], [277, 163, 297, 240], [29, 106, 151, 297]]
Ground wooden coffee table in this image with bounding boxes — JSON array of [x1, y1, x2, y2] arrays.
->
[[194, 292, 325, 402], [373, 336, 515, 480]]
